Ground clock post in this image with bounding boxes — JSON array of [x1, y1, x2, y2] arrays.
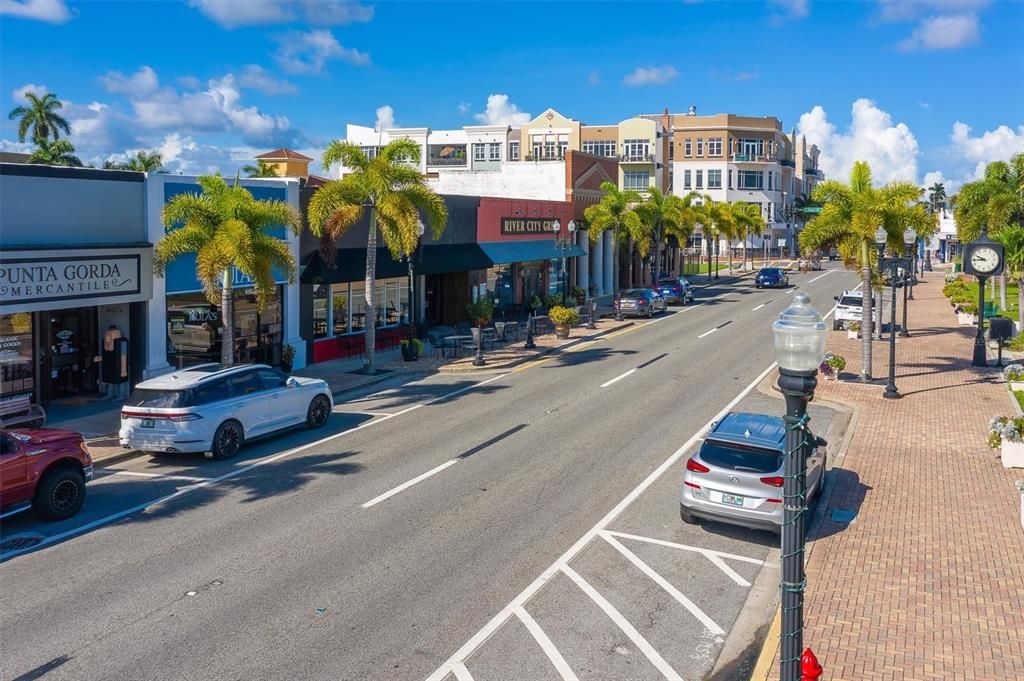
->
[[962, 228, 1004, 368]]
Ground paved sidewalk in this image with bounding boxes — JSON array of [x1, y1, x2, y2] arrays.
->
[[758, 276, 1024, 680]]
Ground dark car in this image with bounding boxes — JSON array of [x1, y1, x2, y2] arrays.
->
[[656, 277, 695, 305], [755, 267, 789, 289], [615, 288, 668, 318], [1, 428, 93, 521]]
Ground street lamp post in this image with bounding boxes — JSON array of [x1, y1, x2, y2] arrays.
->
[[714, 228, 720, 280], [407, 219, 425, 340], [553, 219, 577, 302], [900, 227, 915, 337], [875, 227, 902, 399], [772, 292, 827, 681]]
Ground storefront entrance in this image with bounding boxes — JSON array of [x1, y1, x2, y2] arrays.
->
[[42, 307, 99, 402]]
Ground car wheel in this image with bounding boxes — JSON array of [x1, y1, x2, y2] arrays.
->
[[680, 505, 699, 525], [306, 394, 331, 429], [211, 420, 243, 460], [833, 320, 841, 331], [646, 306, 653, 318], [33, 467, 86, 521]]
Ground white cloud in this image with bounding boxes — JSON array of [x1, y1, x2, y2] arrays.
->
[[622, 65, 679, 87], [177, 75, 201, 90], [921, 170, 961, 196], [0, 0, 72, 23], [875, 0, 989, 23], [274, 30, 369, 74], [951, 121, 1024, 164], [474, 94, 530, 126], [457, 102, 471, 115], [239, 65, 298, 96], [99, 66, 160, 95], [797, 98, 919, 184], [374, 105, 395, 131], [12, 83, 47, 104], [898, 14, 980, 50], [711, 69, 759, 82], [768, 0, 809, 23], [188, 0, 372, 29]]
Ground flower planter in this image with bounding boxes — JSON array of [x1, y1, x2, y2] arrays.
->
[[554, 323, 571, 339], [1011, 382, 1024, 392], [847, 330, 858, 340], [401, 346, 419, 362], [1002, 441, 1024, 469], [958, 313, 977, 326]]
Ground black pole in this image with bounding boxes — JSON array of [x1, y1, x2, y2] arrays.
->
[[473, 325, 485, 367], [973, 276, 988, 367], [777, 368, 816, 681], [900, 248, 910, 338], [714, 233, 720, 279], [524, 311, 536, 349], [884, 263, 901, 399]]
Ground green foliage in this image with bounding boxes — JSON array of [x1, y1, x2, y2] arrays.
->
[[281, 344, 296, 364], [635, 187, 697, 252], [105, 150, 164, 172], [8, 91, 70, 145], [28, 139, 82, 167], [400, 338, 424, 353], [584, 181, 647, 250], [825, 353, 847, 371], [1009, 333, 1024, 352], [529, 294, 543, 310], [943, 279, 969, 300], [570, 285, 586, 301], [988, 415, 1024, 448], [548, 305, 580, 326], [466, 294, 495, 326], [242, 160, 279, 178], [955, 154, 1024, 242], [544, 293, 565, 308]]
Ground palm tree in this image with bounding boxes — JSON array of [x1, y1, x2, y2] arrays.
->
[[242, 160, 279, 178], [800, 161, 922, 380], [28, 139, 82, 167], [583, 181, 645, 312], [691, 196, 733, 278], [104, 150, 164, 172], [154, 175, 302, 366], [927, 182, 946, 212], [8, 91, 71, 145], [731, 202, 766, 271], [996, 225, 1024, 328], [635, 187, 696, 286], [308, 139, 448, 374]]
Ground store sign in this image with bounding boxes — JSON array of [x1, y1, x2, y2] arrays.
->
[[0, 255, 141, 306], [501, 217, 559, 235]]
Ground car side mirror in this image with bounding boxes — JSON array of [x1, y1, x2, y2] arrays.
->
[[286, 377, 299, 388]]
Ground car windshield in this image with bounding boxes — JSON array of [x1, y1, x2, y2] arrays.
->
[[125, 388, 191, 408], [699, 440, 782, 473], [623, 289, 648, 297], [839, 296, 862, 307], [761, 269, 781, 276]]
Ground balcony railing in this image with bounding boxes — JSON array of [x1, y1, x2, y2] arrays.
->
[[427, 156, 468, 167], [805, 167, 821, 176], [619, 153, 655, 163], [731, 154, 775, 163], [780, 158, 795, 168], [524, 153, 565, 162]]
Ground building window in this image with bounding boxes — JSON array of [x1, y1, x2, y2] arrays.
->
[[623, 170, 650, 191], [582, 140, 616, 157], [532, 142, 542, 159], [684, 139, 692, 157], [696, 138, 704, 157], [488, 142, 501, 161], [695, 170, 703, 189], [738, 138, 765, 160], [167, 287, 284, 368], [312, 284, 329, 338], [473, 144, 486, 161], [683, 169, 692, 189], [738, 170, 764, 189], [768, 171, 773, 190], [329, 278, 409, 336], [728, 169, 733, 189], [544, 141, 556, 159], [361, 146, 379, 160], [623, 139, 650, 161], [707, 169, 722, 189], [509, 140, 519, 161], [558, 141, 568, 158], [708, 137, 722, 157], [0, 313, 34, 399], [669, 142, 675, 160]]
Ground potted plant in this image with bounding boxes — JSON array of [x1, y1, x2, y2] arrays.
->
[[280, 344, 296, 373], [571, 286, 586, 305], [988, 416, 1024, 468], [548, 305, 580, 339], [1004, 364, 1024, 391], [846, 321, 860, 340], [400, 338, 424, 361], [957, 302, 979, 325], [466, 293, 496, 347], [529, 294, 544, 314], [544, 293, 564, 310], [818, 351, 846, 381]]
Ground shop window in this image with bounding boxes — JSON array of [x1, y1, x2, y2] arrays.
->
[[312, 284, 329, 338], [350, 283, 367, 332], [509, 141, 520, 161], [486, 265, 515, 308], [331, 283, 349, 335], [0, 313, 35, 398]]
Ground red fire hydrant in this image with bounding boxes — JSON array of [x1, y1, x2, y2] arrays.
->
[[801, 647, 823, 680]]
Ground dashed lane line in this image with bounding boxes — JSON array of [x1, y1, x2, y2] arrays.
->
[[360, 459, 459, 508], [599, 368, 637, 388], [95, 470, 210, 484]]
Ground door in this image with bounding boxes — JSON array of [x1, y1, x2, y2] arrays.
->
[[256, 368, 303, 430], [43, 308, 98, 402], [0, 433, 30, 507], [223, 370, 270, 436]]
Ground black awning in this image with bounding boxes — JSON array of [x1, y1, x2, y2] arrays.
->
[[300, 248, 408, 284], [418, 243, 491, 275]]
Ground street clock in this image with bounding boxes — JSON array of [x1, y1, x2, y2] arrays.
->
[[963, 230, 1004, 277]]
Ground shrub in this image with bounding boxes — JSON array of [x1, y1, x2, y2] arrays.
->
[[529, 294, 543, 310], [958, 302, 979, 316], [466, 294, 495, 327], [1009, 333, 1024, 352], [819, 351, 846, 379], [988, 415, 1024, 449], [544, 293, 565, 308], [400, 338, 424, 354], [1003, 363, 1024, 382], [548, 305, 580, 326]]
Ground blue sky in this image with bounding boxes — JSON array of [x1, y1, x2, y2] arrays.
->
[[1, 0, 1022, 192]]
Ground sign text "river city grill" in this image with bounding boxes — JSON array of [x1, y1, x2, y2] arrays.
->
[[0, 255, 141, 305], [500, 217, 560, 235]]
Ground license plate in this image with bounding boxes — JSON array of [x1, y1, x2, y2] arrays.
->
[[140, 418, 155, 428], [722, 493, 744, 506]]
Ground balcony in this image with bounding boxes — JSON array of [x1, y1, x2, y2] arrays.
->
[[780, 158, 795, 168], [805, 168, 821, 177], [731, 154, 775, 163], [427, 156, 468, 167], [427, 145, 468, 168], [619, 153, 655, 163], [524, 153, 565, 162]]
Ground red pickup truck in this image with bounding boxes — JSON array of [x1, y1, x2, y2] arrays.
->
[[1, 428, 92, 521]]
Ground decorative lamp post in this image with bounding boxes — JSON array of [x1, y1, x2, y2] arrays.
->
[[772, 291, 827, 681], [714, 228, 720, 280], [900, 227, 915, 336], [553, 219, 576, 301], [407, 219, 425, 340], [875, 226, 901, 399]]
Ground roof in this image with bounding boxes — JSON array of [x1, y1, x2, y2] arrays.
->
[[0, 152, 30, 164], [707, 412, 786, 450], [255, 148, 313, 161], [138, 364, 268, 389]]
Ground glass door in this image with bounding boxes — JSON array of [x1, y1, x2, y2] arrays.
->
[[44, 307, 98, 401]]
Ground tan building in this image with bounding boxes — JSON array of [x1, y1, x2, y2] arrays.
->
[[254, 148, 313, 178]]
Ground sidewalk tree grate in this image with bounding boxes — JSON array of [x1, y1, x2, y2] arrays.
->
[[1, 534, 44, 552]]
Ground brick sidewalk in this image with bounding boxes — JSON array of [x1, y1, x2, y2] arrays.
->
[[764, 277, 1024, 680]]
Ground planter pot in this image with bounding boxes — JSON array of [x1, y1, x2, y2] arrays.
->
[[1001, 440, 1024, 469], [847, 330, 858, 340], [1010, 382, 1024, 392], [401, 346, 419, 362], [958, 313, 977, 326], [280, 361, 293, 374], [554, 323, 571, 339]]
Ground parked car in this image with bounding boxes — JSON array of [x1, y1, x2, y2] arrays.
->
[[656, 277, 695, 305], [832, 289, 879, 331], [1, 428, 93, 521], [755, 267, 789, 288], [119, 364, 334, 460], [679, 412, 827, 532], [615, 288, 668, 318]]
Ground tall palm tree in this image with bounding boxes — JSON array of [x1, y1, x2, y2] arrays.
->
[[996, 225, 1024, 328], [800, 161, 922, 380], [955, 155, 1024, 241], [8, 91, 71, 145], [635, 187, 696, 286], [692, 195, 733, 277], [731, 202, 766, 271], [242, 160, 279, 178], [104, 150, 164, 172], [584, 181, 645, 312], [308, 139, 448, 374], [927, 182, 946, 212], [154, 175, 302, 366], [28, 139, 82, 167]]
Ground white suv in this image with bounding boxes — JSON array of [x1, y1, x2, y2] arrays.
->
[[119, 364, 333, 460], [832, 290, 879, 331]]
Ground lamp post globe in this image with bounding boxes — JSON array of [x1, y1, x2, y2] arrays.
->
[[874, 226, 887, 254], [772, 291, 826, 681]]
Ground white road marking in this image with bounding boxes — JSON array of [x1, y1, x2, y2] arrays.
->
[[450, 662, 474, 681], [603, 531, 765, 587], [514, 606, 579, 681], [601, 532, 725, 634], [752, 303, 766, 311], [96, 470, 210, 483], [336, 410, 396, 417], [561, 565, 683, 681], [361, 459, 458, 509], [697, 327, 718, 339], [600, 368, 637, 388], [808, 270, 834, 283]]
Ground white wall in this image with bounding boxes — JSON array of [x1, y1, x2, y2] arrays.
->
[[427, 162, 566, 201]]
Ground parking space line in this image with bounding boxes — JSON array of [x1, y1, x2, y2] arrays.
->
[[808, 270, 834, 283], [600, 368, 636, 388], [513, 606, 580, 681], [603, 531, 767, 587], [361, 459, 458, 508], [697, 327, 718, 339], [560, 564, 683, 681], [601, 532, 725, 635], [335, 410, 395, 417], [450, 662, 474, 681], [96, 470, 210, 483]]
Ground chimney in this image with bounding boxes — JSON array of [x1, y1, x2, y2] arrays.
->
[[253, 148, 313, 179]]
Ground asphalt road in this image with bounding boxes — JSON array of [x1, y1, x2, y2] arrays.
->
[[0, 265, 858, 681]]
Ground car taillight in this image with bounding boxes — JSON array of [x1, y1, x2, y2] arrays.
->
[[686, 458, 709, 473], [760, 476, 784, 487], [673, 286, 682, 293], [168, 413, 203, 422], [637, 298, 647, 306]]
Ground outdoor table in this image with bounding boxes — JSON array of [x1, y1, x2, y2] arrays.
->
[[442, 335, 474, 358]]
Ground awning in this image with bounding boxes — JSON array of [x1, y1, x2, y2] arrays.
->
[[419, 244, 491, 274], [300, 249, 408, 284], [479, 240, 586, 265]]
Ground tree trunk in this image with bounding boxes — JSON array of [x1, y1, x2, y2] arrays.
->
[[1000, 273, 1007, 311], [613, 225, 620, 310], [860, 240, 873, 381], [220, 269, 234, 366], [627, 239, 635, 287], [727, 238, 734, 272], [1018, 277, 1024, 331], [364, 207, 377, 374], [741, 237, 747, 272]]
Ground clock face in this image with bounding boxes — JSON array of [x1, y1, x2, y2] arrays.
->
[[971, 246, 1000, 274]]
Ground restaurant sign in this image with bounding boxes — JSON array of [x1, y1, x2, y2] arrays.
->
[[0, 255, 141, 306], [501, 217, 559, 235]]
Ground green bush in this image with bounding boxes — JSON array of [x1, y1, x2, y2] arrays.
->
[[400, 338, 424, 353], [548, 305, 580, 326], [466, 294, 495, 326], [1008, 333, 1024, 352]]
